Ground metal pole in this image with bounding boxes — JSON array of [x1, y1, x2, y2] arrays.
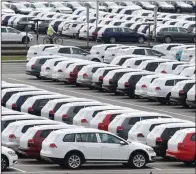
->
[[25, 25, 28, 50], [36, 21, 39, 44], [153, 6, 158, 43], [86, 4, 89, 48], [148, 24, 151, 48], [96, 0, 99, 31]]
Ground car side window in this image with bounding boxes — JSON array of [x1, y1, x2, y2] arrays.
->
[[7, 28, 18, 33], [72, 48, 83, 54], [76, 133, 98, 143], [1, 28, 7, 33], [146, 62, 159, 71], [99, 133, 123, 144], [63, 134, 75, 142], [167, 45, 178, 50], [42, 46, 54, 51], [113, 28, 123, 32], [133, 49, 145, 55], [40, 129, 53, 138], [191, 133, 196, 141], [179, 28, 187, 33], [73, 106, 85, 114], [165, 80, 174, 86], [162, 28, 168, 32], [39, 58, 47, 64], [59, 48, 71, 54], [169, 27, 178, 32]]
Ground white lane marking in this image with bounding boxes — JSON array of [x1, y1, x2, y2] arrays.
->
[[152, 167, 162, 170], [8, 78, 194, 119], [9, 167, 26, 173]]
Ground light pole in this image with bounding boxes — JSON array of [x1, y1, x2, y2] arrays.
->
[[86, 3, 90, 48]]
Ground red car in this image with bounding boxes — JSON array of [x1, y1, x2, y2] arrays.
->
[[18, 125, 75, 160], [166, 128, 196, 166]]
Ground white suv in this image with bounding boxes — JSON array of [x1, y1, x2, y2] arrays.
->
[[1, 146, 18, 171], [41, 128, 156, 169]]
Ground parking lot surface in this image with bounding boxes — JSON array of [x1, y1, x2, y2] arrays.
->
[[2, 63, 195, 174]]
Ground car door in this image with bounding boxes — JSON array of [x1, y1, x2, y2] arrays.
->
[[178, 27, 192, 41], [7, 27, 21, 41], [71, 47, 88, 59], [98, 133, 129, 161], [1, 27, 9, 41], [75, 133, 102, 160]]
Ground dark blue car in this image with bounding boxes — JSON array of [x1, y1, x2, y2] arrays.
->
[[97, 27, 147, 44]]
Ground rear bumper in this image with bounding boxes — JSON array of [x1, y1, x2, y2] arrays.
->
[[77, 79, 91, 86], [26, 71, 40, 77], [170, 96, 185, 104], [166, 150, 194, 161], [18, 147, 40, 157], [41, 155, 64, 164], [186, 100, 196, 107]]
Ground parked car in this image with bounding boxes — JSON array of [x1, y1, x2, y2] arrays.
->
[[173, 64, 194, 75], [186, 84, 196, 107], [128, 118, 188, 144], [5, 3, 32, 15], [1, 146, 18, 171], [180, 66, 196, 77], [1, 26, 33, 43], [97, 27, 147, 43], [1, 115, 48, 132], [167, 1, 193, 13], [18, 124, 76, 159], [117, 71, 154, 98], [170, 79, 195, 107], [133, 1, 155, 10], [40, 128, 156, 169], [147, 76, 190, 104], [54, 102, 105, 123], [47, 2, 72, 14], [147, 122, 195, 157], [156, 26, 196, 43], [166, 128, 196, 166], [150, 1, 175, 12]]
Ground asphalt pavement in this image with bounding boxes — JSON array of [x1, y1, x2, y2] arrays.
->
[[2, 63, 196, 174]]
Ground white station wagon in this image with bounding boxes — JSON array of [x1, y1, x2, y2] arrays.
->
[[40, 128, 156, 169]]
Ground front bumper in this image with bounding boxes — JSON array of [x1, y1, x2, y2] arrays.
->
[[9, 155, 18, 167], [166, 150, 194, 161]]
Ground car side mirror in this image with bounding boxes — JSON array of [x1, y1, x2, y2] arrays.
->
[[120, 141, 127, 145]]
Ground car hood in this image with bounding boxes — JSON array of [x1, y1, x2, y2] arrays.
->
[[128, 141, 152, 150], [161, 5, 174, 8], [20, 8, 32, 12], [2, 9, 15, 13]]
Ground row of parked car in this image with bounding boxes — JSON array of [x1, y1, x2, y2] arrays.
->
[[1, 1, 196, 43], [1, 80, 196, 171]]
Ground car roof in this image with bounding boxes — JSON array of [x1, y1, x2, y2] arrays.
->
[[176, 128, 196, 134], [60, 101, 101, 107], [154, 122, 195, 129], [9, 120, 59, 126], [26, 94, 62, 100], [119, 112, 170, 118], [2, 115, 39, 120], [28, 124, 77, 131], [156, 76, 190, 80]]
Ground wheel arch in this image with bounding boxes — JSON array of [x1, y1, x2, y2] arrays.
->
[[1, 154, 9, 167], [129, 149, 149, 162], [64, 150, 85, 163]]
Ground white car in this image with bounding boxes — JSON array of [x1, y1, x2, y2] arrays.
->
[[155, 62, 185, 74], [186, 84, 196, 107], [127, 118, 188, 144], [1, 146, 18, 171], [1, 26, 33, 43], [41, 98, 95, 119], [147, 76, 190, 104], [1, 115, 48, 131], [77, 63, 108, 87], [73, 106, 129, 127], [2, 120, 60, 150], [48, 2, 72, 14], [26, 44, 58, 60], [180, 66, 196, 77], [54, 102, 105, 123], [181, 47, 195, 62], [2, 110, 26, 117], [40, 58, 70, 79], [173, 64, 194, 75], [2, 3, 15, 14], [2, 83, 30, 90], [135, 74, 172, 98], [40, 128, 156, 169]]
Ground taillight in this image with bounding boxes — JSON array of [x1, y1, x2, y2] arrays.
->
[[70, 72, 75, 77], [137, 133, 144, 137], [141, 84, 147, 88], [155, 87, 161, 90], [28, 107, 33, 112], [81, 119, 88, 123], [179, 90, 184, 94], [46, 67, 50, 70], [98, 123, 104, 129], [31, 64, 35, 69], [99, 76, 104, 81], [28, 139, 35, 147], [178, 142, 184, 150], [62, 114, 68, 119], [92, 31, 97, 36], [49, 110, 54, 115], [58, 69, 63, 72], [49, 143, 57, 148], [101, 32, 104, 36], [109, 79, 113, 84], [125, 82, 130, 87], [161, 70, 167, 74], [83, 73, 88, 78], [117, 126, 124, 131], [9, 134, 16, 139], [12, 103, 17, 109], [156, 137, 163, 142]]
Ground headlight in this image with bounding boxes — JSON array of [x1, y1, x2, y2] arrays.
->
[[8, 151, 16, 156], [146, 148, 155, 153]]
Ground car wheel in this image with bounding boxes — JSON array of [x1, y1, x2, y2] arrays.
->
[[22, 36, 30, 44], [192, 36, 196, 43], [36, 76, 41, 79], [158, 98, 166, 105], [109, 37, 116, 44], [56, 10, 60, 13], [182, 101, 189, 108], [164, 36, 172, 43], [92, 58, 100, 62], [1, 155, 8, 171], [183, 161, 193, 166], [138, 37, 144, 44], [65, 153, 82, 169], [176, 8, 181, 13], [130, 152, 147, 168]]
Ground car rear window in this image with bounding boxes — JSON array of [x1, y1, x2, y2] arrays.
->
[[165, 80, 174, 86], [110, 114, 120, 122], [53, 102, 70, 112], [40, 129, 53, 138], [191, 133, 196, 141], [92, 67, 101, 73], [38, 58, 48, 64], [172, 64, 181, 70], [118, 57, 131, 65], [2, 92, 18, 104], [128, 117, 140, 125], [183, 83, 195, 92], [54, 61, 63, 66], [92, 110, 105, 118]]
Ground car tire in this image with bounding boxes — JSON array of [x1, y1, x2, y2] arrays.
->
[[1, 155, 9, 171], [183, 161, 193, 166], [65, 153, 82, 169], [36, 76, 41, 79], [138, 36, 145, 44], [164, 36, 172, 43], [182, 101, 189, 108], [158, 98, 166, 105], [92, 58, 100, 62], [109, 37, 116, 44], [130, 152, 147, 168], [176, 8, 181, 13], [192, 36, 196, 43], [22, 36, 30, 44], [56, 10, 60, 13]]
